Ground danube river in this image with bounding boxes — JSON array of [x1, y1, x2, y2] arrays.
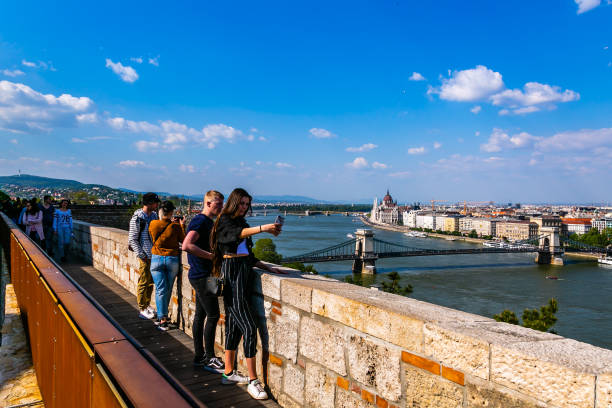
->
[[250, 212, 612, 349]]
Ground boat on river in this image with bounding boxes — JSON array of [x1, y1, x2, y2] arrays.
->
[[404, 231, 427, 238], [598, 256, 612, 266]]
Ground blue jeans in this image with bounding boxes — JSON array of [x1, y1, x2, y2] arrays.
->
[[56, 226, 72, 258], [150, 255, 179, 319]]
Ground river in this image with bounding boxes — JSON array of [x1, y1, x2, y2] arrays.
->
[[249, 212, 612, 349]]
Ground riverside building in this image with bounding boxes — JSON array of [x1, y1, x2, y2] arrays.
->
[[370, 190, 400, 225], [459, 217, 497, 237], [495, 220, 539, 241]]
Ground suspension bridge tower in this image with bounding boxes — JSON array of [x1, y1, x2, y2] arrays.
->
[[352, 229, 378, 274], [535, 226, 564, 266]]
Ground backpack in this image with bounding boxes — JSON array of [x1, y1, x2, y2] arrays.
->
[[128, 217, 147, 252]]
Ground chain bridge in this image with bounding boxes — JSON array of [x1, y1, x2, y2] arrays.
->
[[281, 228, 612, 273]]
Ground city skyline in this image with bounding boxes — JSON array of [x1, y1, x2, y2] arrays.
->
[[1, 1, 611, 202]]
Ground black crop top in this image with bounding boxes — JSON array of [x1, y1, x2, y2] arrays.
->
[[216, 214, 259, 265]]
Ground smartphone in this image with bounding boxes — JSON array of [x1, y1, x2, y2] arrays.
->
[[275, 215, 285, 226]]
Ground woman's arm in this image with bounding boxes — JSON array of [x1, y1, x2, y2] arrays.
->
[[181, 230, 213, 259], [239, 224, 280, 239]]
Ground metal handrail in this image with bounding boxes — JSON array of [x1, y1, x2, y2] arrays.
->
[[0, 212, 203, 408]]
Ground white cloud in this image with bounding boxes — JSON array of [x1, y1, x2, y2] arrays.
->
[[21, 60, 55, 71], [71, 137, 86, 143], [536, 127, 612, 151], [409, 72, 425, 81], [247, 134, 255, 141], [179, 164, 196, 173], [346, 157, 369, 169], [134, 140, 160, 151], [148, 56, 160, 66], [346, 143, 378, 153], [430, 65, 504, 102], [575, 0, 601, 13], [309, 128, 335, 138], [250, 127, 258, 133], [21, 60, 36, 68], [408, 146, 426, 155], [130, 57, 143, 64], [199, 123, 242, 148], [105, 59, 139, 83], [470, 105, 482, 114], [276, 162, 294, 169], [9, 138, 18, 144], [433, 142, 442, 149], [2, 69, 25, 77], [76, 113, 98, 123], [475, 131, 480, 136], [372, 161, 388, 169], [118, 160, 147, 168], [0, 80, 95, 133], [490, 82, 579, 110], [480, 128, 541, 152], [258, 136, 267, 141]]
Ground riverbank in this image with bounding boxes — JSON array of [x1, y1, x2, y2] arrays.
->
[[359, 216, 487, 243]]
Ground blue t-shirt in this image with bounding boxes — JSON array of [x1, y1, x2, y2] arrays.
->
[[186, 214, 214, 280]]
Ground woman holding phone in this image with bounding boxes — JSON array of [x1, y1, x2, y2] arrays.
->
[[210, 188, 285, 400]]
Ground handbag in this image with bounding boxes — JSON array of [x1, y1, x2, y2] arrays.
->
[[204, 274, 225, 296]]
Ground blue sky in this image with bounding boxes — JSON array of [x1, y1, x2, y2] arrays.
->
[[0, 1, 611, 203]]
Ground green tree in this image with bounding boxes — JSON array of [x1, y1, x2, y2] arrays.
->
[[381, 271, 413, 296], [468, 229, 478, 238], [0, 189, 9, 201], [493, 310, 519, 325], [493, 298, 558, 333], [253, 238, 282, 264], [284, 261, 318, 274]]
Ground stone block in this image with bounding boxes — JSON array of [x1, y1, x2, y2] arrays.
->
[[312, 289, 422, 351], [347, 334, 401, 401], [299, 317, 346, 376], [424, 323, 489, 379], [276, 393, 302, 408], [270, 307, 299, 362], [466, 378, 546, 408], [597, 372, 612, 408], [491, 340, 600, 408], [336, 389, 375, 408], [267, 362, 283, 396], [305, 362, 335, 408], [281, 279, 312, 312], [283, 364, 305, 404], [405, 365, 463, 408], [257, 271, 281, 300]]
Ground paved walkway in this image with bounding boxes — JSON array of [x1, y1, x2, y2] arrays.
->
[[62, 262, 280, 408]]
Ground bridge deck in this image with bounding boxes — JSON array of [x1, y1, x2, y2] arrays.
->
[[61, 261, 279, 408]]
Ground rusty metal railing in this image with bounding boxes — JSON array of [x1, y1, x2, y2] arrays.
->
[[0, 213, 205, 408]]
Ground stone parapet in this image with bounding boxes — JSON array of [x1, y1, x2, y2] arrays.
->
[[70, 220, 612, 408]]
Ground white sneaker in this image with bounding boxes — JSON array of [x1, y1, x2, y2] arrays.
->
[[247, 379, 268, 400], [138, 308, 155, 320], [221, 371, 249, 385]]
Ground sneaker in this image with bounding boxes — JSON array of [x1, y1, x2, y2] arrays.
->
[[203, 356, 225, 374], [247, 379, 268, 400], [193, 356, 207, 367], [138, 308, 156, 320], [156, 321, 169, 332], [221, 371, 249, 385]]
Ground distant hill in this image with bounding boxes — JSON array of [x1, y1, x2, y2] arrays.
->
[[0, 174, 109, 190]]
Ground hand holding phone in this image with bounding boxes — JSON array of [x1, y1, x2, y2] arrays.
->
[[274, 215, 285, 226]]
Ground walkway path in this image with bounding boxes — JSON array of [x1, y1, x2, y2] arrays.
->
[[62, 261, 280, 408]]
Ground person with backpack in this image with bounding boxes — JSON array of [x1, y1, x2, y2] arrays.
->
[[53, 199, 73, 262], [128, 193, 160, 320], [182, 190, 225, 372], [24, 198, 44, 246], [148, 200, 186, 331]]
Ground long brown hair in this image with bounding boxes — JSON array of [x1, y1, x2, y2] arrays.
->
[[210, 188, 252, 276]]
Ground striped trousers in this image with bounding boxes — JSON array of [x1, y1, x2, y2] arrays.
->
[[222, 257, 257, 358]]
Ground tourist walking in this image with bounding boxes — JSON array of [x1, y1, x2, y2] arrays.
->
[[53, 199, 73, 262], [128, 192, 160, 320], [148, 201, 185, 331], [182, 190, 225, 373], [210, 188, 286, 400], [40, 195, 55, 255], [24, 199, 44, 246], [17, 199, 27, 231]]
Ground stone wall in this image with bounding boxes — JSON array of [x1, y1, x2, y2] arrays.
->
[[70, 205, 133, 230], [70, 220, 612, 408]]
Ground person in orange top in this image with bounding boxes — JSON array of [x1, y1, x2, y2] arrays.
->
[[148, 200, 186, 330]]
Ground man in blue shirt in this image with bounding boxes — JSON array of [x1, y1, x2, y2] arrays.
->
[[182, 190, 225, 373]]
